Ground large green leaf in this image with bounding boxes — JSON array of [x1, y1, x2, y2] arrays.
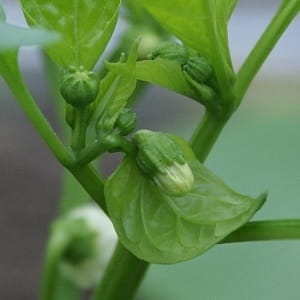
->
[[20, 0, 120, 68], [105, 136, 266, 264]]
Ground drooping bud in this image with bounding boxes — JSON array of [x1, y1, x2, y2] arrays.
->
[[133, 130, 194, 196], [182, 56, 213, 83], [150, 41, 188, 65], [115, 108, 137, 136], [60, 65, 100, 107]]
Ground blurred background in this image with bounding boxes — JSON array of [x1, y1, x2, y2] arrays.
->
[[0, 0, 300, 299]]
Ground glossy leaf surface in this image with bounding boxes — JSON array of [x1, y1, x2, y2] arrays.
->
[[21, 0, 120, 68], [105, 136, 266, 263], [136, 59, 198, 101], [94, 39, 139, 133], [143, 0, 236, 61]]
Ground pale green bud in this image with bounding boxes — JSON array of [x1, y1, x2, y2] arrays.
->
[[153, 161, 194, 196], [133, 130, 194, 196]]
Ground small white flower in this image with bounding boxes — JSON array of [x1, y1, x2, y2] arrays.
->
[[59, 204, 117, 289]]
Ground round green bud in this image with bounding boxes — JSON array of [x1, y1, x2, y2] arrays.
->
[[115, 108, 137, 135], [60, 65, 100, 107], [150, 41, 188, 65], [183, 56, 213, 83], [133, 130, 194, 196]]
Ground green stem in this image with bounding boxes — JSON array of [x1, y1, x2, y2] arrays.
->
[[92, 242, 149, 300], [190, 111, 229, 162], [234, 0, 300, 105], [41, 231, 70, 300], [69, 164, 107, 213], [74, 140, 107, 166], [3, 60, 73, 168], [221, 219, 300, 243], [71, 107, 89, 152]]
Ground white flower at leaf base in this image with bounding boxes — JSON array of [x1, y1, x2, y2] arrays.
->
[[59, 204, 117, 289]]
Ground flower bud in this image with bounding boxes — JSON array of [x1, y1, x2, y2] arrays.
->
[[58, 205, 117, 289], [115, 108, 137, 135], [183, 56, 213, 83], [150, 41, 188, 65], [153, 162, 194, 196], [133, 130, 194, 196], [60, 65, 100, 107]]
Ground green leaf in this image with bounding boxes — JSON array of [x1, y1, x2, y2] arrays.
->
[[143, 0, 236, 61], [0, 24, 60, 52], [105, 136, 266, 264], [142, 0, 237, 100], [136, 59, 198, 101], [20, 0, 121, 68], [94, 39, 139, 133]]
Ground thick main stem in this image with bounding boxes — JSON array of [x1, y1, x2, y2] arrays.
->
[[190, 111, 229, 162], [92, 243, 149, 300]]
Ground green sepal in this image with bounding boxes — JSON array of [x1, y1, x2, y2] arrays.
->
[[105, 135, 266, 264]]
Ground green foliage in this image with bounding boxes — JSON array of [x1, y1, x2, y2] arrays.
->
[[20, 0, 121, 68], [0, 5, 59, 52], [0, 5, 57, 91], [105, 136, 266, 263], [95, 39, 139, 134], [136, 59, 197, 100], [142, 0, 237, 70]]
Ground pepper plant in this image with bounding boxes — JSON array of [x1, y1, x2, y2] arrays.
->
[[0, 0, 300, 299]]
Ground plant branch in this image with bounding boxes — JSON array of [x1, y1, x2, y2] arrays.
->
[[190, 110, 229, 162], [3, 61, 74, 168], [234, 0, 300, 105], [221, 219, 300, 243]]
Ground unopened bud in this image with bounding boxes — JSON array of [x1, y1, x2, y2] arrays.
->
[[60, 65, 100, 107], [115, 108, 137, 135], [183, 56, 213, 83], [133, 130, 194, 196], [150, 41, 188, 65]]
